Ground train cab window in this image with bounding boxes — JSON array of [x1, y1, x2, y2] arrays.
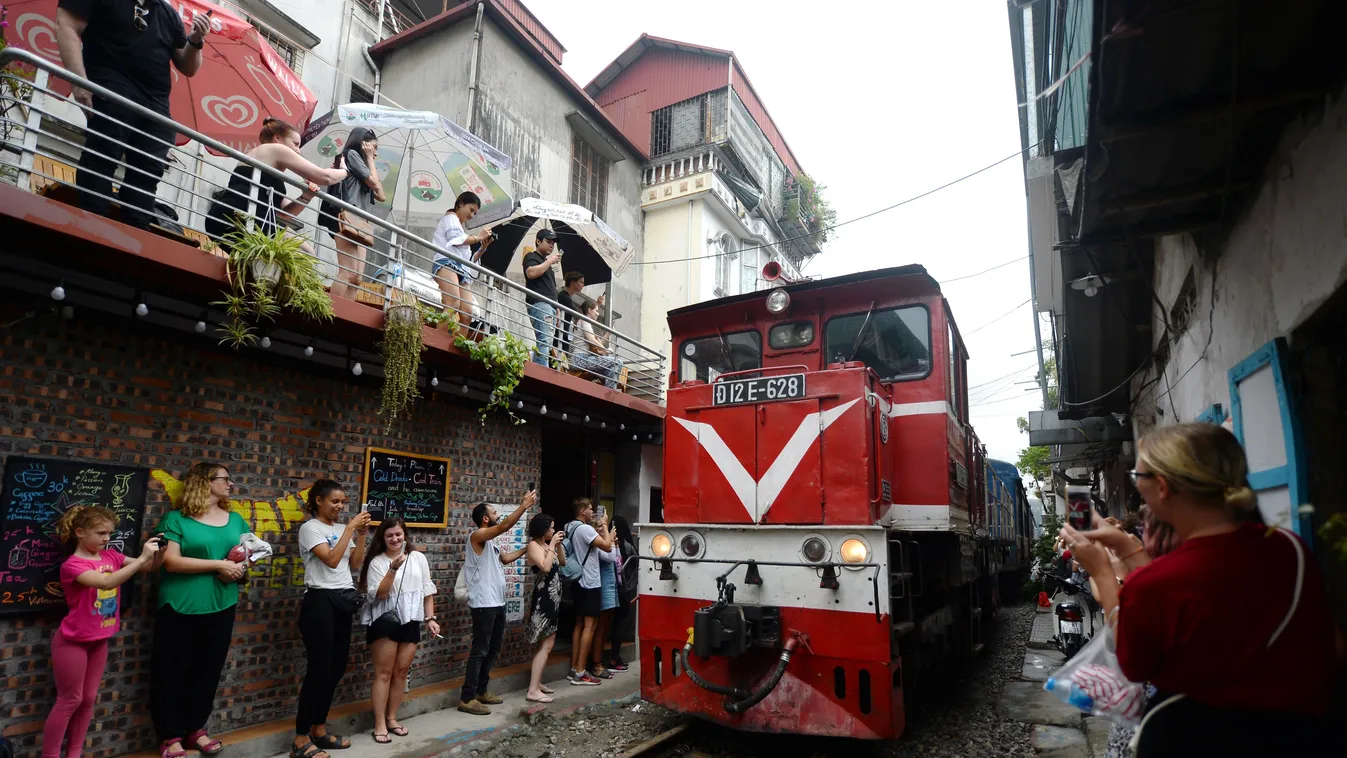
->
[[824, 306, 931, 381], [679, 331, 762, 382], [769, 322, 815, 351]]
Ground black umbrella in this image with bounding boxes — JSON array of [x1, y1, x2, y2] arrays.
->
[[476, 199, 634, 286]]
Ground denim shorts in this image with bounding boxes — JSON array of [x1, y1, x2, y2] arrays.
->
[[432, 256, 471, 281]]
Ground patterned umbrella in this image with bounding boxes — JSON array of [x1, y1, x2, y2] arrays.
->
[[3, 0, 317, 153]]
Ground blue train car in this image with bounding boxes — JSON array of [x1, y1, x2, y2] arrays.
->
[[988, 459, 1033, 592]]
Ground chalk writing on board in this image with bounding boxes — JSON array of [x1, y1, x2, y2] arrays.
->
[[0, 457, 149, 616], [360, 448, 452, 528]]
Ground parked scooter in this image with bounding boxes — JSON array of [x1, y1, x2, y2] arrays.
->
[[1051, 575, 1098, 658]]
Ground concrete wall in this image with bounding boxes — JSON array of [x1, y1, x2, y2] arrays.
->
[[375, 15, 646, 341], [639, 197, 704, 378], [1130, 89, 1347, 433], [638, 444, 663, 523]]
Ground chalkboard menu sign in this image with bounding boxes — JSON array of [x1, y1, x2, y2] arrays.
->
[[0, 456, 149, 616], [360, 447, 451, 528]]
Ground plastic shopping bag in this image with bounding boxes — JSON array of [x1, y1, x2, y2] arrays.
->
[[1044, 624, 1146, 726], [226, 533, 274, 564]]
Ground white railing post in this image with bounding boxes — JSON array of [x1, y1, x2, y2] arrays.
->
[[16, 69, 49, 192]]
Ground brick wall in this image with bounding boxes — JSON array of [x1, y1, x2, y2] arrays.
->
[[0, 313, 542, 757]]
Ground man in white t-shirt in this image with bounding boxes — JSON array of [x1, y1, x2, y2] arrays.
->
[[457, 490, 536, 715], [566, 498, 613, 685]]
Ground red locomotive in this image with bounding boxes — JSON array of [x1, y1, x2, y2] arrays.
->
[[638, 264, 1033, 739]]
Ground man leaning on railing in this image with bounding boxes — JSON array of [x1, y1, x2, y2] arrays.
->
[[55, 0, 209, 229]]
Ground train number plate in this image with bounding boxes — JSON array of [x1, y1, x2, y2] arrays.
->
[[713, 374, 806, 406], [1059, 621, 1083, 634]]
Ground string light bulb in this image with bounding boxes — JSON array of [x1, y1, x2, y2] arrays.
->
[[352, 362, 363, 376], [135, 302, 148, 317], [50, 282, 66, 301]]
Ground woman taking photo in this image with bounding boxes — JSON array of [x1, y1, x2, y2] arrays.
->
[[588, 511, 620, 680], [291, 481, 370, 758], [606, 515, 638, 672], [1061, 423, 1335, 757], [432, 191, 495, 328], [523, 513, 565, 703], [321, 127, 386, 301], [151, 463, 249, 758], [359, 518, 438, 743]]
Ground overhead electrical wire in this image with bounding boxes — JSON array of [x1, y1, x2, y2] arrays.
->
[[632, 143, 1039, 267], [966, 298, 1031, 336]]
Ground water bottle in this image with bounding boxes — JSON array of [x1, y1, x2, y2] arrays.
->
[[1044, 677, 1095, 712]]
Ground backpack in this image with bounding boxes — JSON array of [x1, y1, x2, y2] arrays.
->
[[559, 521, 594, 585]]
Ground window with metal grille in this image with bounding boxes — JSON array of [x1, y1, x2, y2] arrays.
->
[[570, 134, 609, 219], [247, 18, 305, 76], [349, 81, 375, 104]]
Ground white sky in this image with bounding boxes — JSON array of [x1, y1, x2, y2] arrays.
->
[[525, 0, 1042, 463]]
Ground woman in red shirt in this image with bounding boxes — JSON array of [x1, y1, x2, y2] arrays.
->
[[1061, 423, 1335, 757]]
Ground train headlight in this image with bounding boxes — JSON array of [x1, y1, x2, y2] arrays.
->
[[840, 538, 869, 565], [679, 531, 705, 559], [650, 532, 674, 559], [801, 535, 830, 564], [766, 288, 791, 314]]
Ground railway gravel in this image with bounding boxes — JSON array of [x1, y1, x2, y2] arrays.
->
[[476, 604, 1037, 758]]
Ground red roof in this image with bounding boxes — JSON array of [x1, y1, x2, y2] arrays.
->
[[369, 1, 643, 159], [585, 34, 804, 176]]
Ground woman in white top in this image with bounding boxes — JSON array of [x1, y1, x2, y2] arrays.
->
[[432, 191, 495, 330], [359, 518, 439, 743], [571, 300, 624, 389], [292, 480, 370, 758]]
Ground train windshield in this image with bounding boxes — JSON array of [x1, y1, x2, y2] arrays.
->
[[679, 331, 762, 382], [825, 305, 931, 381]]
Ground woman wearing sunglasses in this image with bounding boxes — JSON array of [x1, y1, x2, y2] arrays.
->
[[149, 463, 250, 758]]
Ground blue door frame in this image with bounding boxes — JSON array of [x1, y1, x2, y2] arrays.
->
[[1227, 338, 1311, 540]]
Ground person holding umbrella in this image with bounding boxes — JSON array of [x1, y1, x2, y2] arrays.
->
[[55, 0, 210, 229]]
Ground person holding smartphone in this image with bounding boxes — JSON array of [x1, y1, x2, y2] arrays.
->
[[522, 229, 562, 366]]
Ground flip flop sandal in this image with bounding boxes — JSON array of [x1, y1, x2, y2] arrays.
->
[[372, 734, 392, 745], [185, 731, 224, 756], [525, 694, 554, 703], [540, 685, 555, 695], [310, 734, 351, 751], [161, 741, 187, 758], [389, 726, 409, 737]]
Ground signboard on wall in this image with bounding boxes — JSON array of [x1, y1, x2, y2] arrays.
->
[[497, 506, 531, 624], [0, 457, 149, 616], [360, 447, 451, 528]]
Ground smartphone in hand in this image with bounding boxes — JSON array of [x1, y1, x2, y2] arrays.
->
[[1066, 486, 1092, 531]]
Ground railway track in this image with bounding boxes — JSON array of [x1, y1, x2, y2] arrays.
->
[[615, 723, 704, 758]]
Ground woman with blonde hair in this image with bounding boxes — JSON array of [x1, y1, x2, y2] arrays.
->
[[149, 463, 250, 758], [1061, 423, 1334, 757]]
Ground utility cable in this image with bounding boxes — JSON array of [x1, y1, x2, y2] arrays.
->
[[633, 144, 1039, 266], [966, 299, 1031, 335]]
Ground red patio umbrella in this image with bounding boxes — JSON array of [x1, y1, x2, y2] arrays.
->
[[2, 0, 317, 153]]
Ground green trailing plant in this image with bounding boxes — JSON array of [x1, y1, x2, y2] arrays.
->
[[379, 303, 426, 431], [454, 329, 530, 425], [796, 172, 838, 245], [213, 218, 333, 349], [1317, 511, 1347, 564], [423, 308, 460, 333]]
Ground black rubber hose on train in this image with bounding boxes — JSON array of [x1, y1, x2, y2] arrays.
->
[[679, 643, 746, 699], [723, 640, 799, 714]]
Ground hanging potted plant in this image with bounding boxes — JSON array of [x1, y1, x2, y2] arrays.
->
[[213, 219, 333, 349], [379, 301, 426, 431], [454, 330, 530, 425]]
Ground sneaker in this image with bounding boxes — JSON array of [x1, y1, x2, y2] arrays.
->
[[457, 699, 491, 715], [566, 670, 577, 681], [590, 668, 614, 680], [477, 693, 504, 705], [608, 660, 630, 672], [570, 672, 601, 686]]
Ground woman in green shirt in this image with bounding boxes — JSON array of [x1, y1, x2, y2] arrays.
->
[[150, 463, 249, 758]]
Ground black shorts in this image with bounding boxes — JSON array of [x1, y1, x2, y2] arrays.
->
[[573, 585, 602, 618], [367, 615, 422, 645]]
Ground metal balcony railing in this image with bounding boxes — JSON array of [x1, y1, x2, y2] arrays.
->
[[0, 48, 666, 403]]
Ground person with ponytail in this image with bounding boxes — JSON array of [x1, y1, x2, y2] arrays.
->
[[205, 118, 347, 255], [43, 507, 161, 758], [291, 480, 370, 758], [1061, 423, 1335, 757], [358, 518, 437, 743], [150, 463, 250, 758]]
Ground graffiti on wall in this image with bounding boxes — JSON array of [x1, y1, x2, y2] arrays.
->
[[150, 470, 310, 588]]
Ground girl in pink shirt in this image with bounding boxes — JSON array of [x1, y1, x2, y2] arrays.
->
[[43, 506, 161, 758]]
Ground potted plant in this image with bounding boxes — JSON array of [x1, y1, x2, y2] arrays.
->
[[379, 302, 426, 431], [454, 330, 530, 425], [213, 220, 333, 349]]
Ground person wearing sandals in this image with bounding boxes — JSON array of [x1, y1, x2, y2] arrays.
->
[[150, 463, 249, 758], [291, 480, 371, 758], [458, 490, 537, 716], [523, 513, 566, 703], [358, 518, 439, 744], [588, 511, 621, 680]]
